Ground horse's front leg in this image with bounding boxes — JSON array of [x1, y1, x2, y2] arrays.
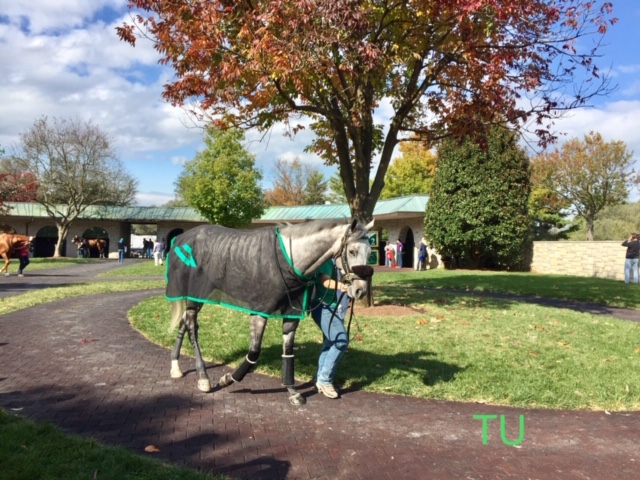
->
[[183, 304, 211, 392], [219, 314, 266, 388], [1, 254, 9, 275], [283, 319, 305, 406]]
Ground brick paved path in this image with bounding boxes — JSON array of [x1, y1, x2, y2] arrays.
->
[[1, 264, 639, 479]]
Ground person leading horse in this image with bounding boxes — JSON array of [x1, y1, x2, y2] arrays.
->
[[0, 233, 33, 276]]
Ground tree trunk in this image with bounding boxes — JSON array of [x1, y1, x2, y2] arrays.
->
[[586, 217, 595, 241], [54, 223, 70, 257]]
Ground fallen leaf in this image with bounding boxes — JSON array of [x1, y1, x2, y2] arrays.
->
[[416, 319, 427, 325], [604, 410, 611, 415], [528, 351, 539, 357], [144, 445, 160, 453]]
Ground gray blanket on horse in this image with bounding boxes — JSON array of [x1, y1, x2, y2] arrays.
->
[[166, 225, 313, 319]]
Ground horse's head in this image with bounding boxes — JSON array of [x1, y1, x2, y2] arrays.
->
[[9, 234, 32, 249], [335, 218, 375, 300]]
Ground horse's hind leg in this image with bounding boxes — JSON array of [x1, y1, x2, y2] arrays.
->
[[219, 314, 266, 388], [170, 318, 188, 379], [283, 319, 305, 406], [182, 302, 211, 392]]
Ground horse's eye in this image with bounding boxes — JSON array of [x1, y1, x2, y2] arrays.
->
[[349, 248, 357, 256]]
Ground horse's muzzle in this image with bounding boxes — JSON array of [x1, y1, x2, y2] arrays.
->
[[344, 265, 374, 300], [350, 265, 374, 281]]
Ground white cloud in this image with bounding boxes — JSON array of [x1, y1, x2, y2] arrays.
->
[[550, 101, 640, 161], [3, 0, 128, 33], [135, 191, 174, 207]]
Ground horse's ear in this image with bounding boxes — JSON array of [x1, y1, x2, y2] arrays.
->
[[349, 218, 357, 232]]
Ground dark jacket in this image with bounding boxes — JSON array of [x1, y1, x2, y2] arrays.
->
[[622, 239, 640, 259]]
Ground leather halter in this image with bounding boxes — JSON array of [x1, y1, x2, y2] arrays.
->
[[334, 222, 374, 286]]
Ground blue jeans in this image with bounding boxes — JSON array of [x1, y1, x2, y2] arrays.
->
[[397, 251, 403, 268], [311, 300, 349, 385], [118, 249, 125, 263], [625, 258, 638, 283]]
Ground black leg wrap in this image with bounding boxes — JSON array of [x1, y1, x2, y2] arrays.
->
[[231, 355, 256, 382], [282, 355, 294, 387]]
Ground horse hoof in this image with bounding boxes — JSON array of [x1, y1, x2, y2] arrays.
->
[[218, 373, 234, 388], [170, 360, 183, 378], [288, 393, 306, 406], [197, 379, 212, 392]]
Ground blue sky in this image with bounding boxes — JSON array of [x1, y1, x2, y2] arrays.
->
[[1, 1, 639, 206]]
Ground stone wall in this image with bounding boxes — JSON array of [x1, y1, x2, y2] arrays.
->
[[531, 241, 626, 281]]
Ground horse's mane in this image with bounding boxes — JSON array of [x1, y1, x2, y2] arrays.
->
[[278, 218, 349, 237]]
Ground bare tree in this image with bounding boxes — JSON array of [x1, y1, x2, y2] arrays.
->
[[12, 117, 137, 256]]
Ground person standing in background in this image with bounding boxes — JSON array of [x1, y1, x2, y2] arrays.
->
[[118, 238, 126, 263], [384, 240, 394, 267], [417, 238, 428, 271], [622, 233, 640, 284], [153, 238, 165, 266], [396, 239, 403, 268]]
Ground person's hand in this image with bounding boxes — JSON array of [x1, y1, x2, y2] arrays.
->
[[338, 282, 349, 292]]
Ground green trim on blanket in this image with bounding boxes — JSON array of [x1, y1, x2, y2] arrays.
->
[[165, 289, 311, 320], [276, 227, 314, 280]]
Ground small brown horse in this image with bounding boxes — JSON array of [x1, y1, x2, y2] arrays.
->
[[71, 235, 107, 258], [0, 233, 33, 275]]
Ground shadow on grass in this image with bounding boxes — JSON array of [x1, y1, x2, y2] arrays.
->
[[220, 341, 466, 395]]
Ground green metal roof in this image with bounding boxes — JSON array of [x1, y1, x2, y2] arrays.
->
[[3, 202, 207, 222], [260, 195, 428, 221], [3, 195, 428, 223]]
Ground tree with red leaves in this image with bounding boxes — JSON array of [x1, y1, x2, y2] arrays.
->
[[0, 148, 39, 214], [118, 0, 617, 221]]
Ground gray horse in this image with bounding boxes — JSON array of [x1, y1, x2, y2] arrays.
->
[[166, 218, 374, 405]]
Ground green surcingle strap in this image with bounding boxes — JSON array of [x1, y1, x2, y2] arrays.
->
[[276, 228, 313, 280], [174, 244, 197, 268]]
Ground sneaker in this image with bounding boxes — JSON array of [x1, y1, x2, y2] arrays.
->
[[316, 382, 339, 399], [4, 273, 9, 277], [18, 274, 24, 277]]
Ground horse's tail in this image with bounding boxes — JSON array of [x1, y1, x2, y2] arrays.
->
[[169, 300, 186, 332]]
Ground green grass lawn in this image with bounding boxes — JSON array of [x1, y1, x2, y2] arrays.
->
[[3, 257, 94, 274], [374, 268, 640, 309], [97, 259, 165, 277], [130, 287, 640, 411]]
